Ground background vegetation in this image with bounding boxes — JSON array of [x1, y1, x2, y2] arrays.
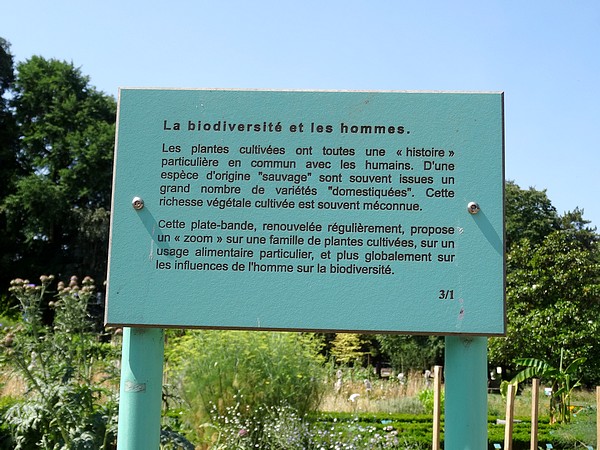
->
[[0, 37, 599, 449], [1, 36, 599, 384]]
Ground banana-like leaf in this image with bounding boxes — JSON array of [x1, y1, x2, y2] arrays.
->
[[514, 358, 552, 371], [564, 357, 586, 375], [511, 366, 540, 384], [511, 358, 555, 383]]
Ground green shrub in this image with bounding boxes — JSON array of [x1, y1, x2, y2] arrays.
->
[[170, 330, 325, 441]]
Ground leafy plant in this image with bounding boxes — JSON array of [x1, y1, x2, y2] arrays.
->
[[511, 348, 586, 424], [417, 388, 443, 415], [0, 276, 119, 449]]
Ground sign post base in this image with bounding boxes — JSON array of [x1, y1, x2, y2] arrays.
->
[[117, 327, 165, 449], [444, 336, 488, 449]]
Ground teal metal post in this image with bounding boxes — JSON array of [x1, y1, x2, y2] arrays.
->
[[117, 327, 165, 449], [444, 336, 488, 449]]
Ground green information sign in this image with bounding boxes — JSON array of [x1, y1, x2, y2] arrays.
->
[[106, 89, 505, 335]]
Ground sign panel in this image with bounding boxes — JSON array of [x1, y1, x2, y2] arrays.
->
[[106, 89, 505, 335]]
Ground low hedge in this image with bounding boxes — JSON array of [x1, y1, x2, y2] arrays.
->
[[488, 417, 557, 450], [314, 412, 574, 449]]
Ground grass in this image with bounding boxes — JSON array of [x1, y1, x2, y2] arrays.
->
[[319, 372, 597, 416], [0, 371, 26, 399], [319, 370, 429, 414]]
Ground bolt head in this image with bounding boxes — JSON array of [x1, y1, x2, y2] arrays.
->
[[467, 202, 480, 214], [132, 197, 144, 210]]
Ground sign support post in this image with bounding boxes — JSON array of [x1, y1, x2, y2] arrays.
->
[[444, 336, 488, 449], [117, 327, 165, 450]]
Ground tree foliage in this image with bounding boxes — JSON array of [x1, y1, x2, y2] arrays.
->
[[373, 184, 599, 378], [505, 180, 560, 249], [0, 49, 115, 300], [330, 333, 365, 365], [491, 183, 600, 385], [376, 335, 444, 373], [0, 38, 18, 191], [0, 39, 20, 308]]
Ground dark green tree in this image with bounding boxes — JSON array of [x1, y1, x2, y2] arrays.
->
[[0, 38, 17, 190], [491, 181, 600, 385], [489, 230, 600, 385], [505, 180, 560, 249], [373, 183, 599, 384], [559, 207, 599, 251], [376, 335, 444, 374], [1, 55, 116, 295], [0, 39, 20, 309]]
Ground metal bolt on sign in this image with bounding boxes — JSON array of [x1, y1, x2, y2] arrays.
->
[[132, 197, 144, 210], [467, 201, 480, 214]]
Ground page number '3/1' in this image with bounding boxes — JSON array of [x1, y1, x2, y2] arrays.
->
[[439, 289, 454, 300]]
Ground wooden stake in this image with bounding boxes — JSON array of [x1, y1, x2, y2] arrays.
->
[[530, 379, 539, 450], [433, 365, 442, 450], [504, 383, 516, 450]]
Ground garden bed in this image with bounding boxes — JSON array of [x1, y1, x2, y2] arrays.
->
[[312, 412, 593, 450]]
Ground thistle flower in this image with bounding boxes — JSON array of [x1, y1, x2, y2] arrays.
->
[[39, 274, 54, 284], [1, 333, 14, 347]]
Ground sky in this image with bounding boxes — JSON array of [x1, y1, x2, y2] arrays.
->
[[4, 0, 600, 229]]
